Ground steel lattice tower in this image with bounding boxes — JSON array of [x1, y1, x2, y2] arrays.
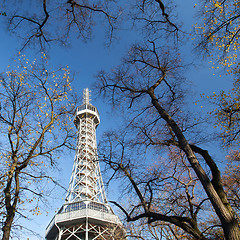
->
[[45, 89, 125, 240]]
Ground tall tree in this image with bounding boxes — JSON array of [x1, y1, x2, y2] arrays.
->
[[0, 55, 77, 240], [95, 39, 240, 239]]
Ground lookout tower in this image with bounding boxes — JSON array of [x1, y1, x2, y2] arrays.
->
[[45, 88, 125, 240]]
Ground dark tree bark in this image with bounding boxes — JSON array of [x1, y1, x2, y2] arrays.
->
[[95, 40, 240, 239]]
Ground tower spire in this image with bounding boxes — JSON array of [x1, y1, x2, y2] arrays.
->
[[45, 88, 125, 240], [83, 88, 91, 104]]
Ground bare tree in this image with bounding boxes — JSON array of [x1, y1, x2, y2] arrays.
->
[[3, 0, 118, 51], [2, 0, 184, 52], [131, 0, 180, 38], [95, 40, 240, 239], [0, 54, 77, 240], [99, 129, 224, 240]]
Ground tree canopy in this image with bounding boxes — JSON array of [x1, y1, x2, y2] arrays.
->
[[0, 0, 239, 239], [0, 55, 77, 239]]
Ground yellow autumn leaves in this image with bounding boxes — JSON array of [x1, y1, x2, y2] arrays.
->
[[195, 0, 239, 72]]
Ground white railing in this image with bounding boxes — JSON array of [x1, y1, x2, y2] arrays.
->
[[76, 105, 100, 119], [55, 208, 121, 225]]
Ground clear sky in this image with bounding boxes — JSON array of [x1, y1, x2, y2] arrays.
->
[[0, 1, 234, 239]]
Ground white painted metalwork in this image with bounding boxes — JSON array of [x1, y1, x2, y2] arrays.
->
[[56, 206, 121, 225], [45, 88, 125, 240]]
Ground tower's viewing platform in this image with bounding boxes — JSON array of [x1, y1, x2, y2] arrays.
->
[[45, 201, 122, 239], [74, 103, 100, 127]]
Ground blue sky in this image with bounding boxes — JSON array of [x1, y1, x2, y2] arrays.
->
[[0, 1, 234, 239]]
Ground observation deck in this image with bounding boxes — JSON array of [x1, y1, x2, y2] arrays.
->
[[45, 201, 121, 239], [74, 103, 100, 127]]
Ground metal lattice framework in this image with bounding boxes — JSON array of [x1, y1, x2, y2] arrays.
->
[[45, 89, 125, 240], [65, 109, 106, 204], [57, 222, 122, 240]]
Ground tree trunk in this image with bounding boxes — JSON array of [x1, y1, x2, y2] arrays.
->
[[223, 217, 240, 240], [2, 211, 14, 240], [2, 164, 19, 240], [148, 90, 240, 240]]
